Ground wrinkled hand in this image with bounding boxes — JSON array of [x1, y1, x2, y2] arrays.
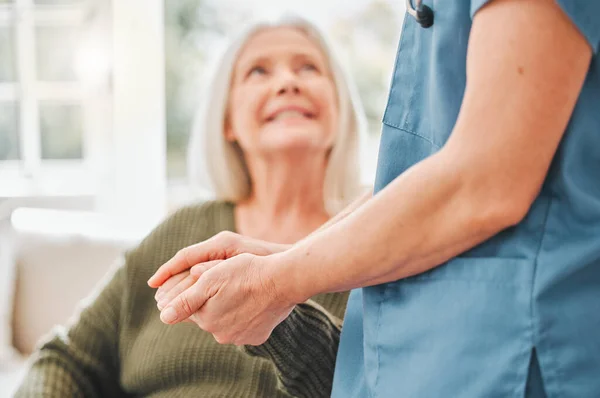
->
[[147, 231, 290, 289], [158, 253, 296, 346], [153, 270, 199, 325], [154, 260, 221, 311]]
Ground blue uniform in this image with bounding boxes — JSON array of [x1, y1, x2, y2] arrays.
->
[[332, 1, 600, 397]]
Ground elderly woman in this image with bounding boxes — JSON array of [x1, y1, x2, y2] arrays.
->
[[15, 15, 366, 397]]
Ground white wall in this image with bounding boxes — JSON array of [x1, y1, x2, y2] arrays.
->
[[97, 0, 167, 232]]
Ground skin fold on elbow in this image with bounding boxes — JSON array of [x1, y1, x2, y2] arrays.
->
[[447, 153, 536, 237]]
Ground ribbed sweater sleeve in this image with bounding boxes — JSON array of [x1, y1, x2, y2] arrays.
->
[[14, 260, 128, 398], [241, 300, 342, 398], [11, 202, 218, 398], [13, 201, 348, 397]]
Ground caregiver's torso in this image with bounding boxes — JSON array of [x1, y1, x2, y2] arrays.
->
[[377, 0, 600, 275], [333, 1, 600, 397]]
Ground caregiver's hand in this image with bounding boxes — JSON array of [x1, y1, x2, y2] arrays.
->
[[147, 231, 290, 288], [158, 253, 297, 346]]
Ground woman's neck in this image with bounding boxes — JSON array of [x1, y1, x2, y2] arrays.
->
[[235, 152, 331, 244]]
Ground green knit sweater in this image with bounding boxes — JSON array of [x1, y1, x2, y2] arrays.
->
[[15, 201, 348, 398]]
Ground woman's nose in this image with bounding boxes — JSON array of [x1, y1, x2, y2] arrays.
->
[[277, 82, 300, 95], [278, 83, 300, 95], [275, 71, 301, 95]]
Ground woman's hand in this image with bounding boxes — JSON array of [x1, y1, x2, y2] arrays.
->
[[147, 231, 290, 288], [158, 253, 296, 346], [154, 260, 222, 305]]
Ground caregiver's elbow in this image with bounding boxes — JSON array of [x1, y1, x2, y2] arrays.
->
[[450, 159, 539, 235]]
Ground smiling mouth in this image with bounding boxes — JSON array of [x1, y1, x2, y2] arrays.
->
[[266, 110, 316, 122]]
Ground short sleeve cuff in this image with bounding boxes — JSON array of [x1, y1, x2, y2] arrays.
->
[[470, 0, 600, 54], [555, 1, 600, 54]]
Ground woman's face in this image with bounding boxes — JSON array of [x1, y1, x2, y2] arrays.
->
[[226, 27, 338, 156]]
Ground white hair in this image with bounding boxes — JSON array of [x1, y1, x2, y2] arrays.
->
[[187, 13, 367, 215]]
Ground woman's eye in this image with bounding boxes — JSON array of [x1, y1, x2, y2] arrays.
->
[[301, 63, 318, 72], [248, 66, 267, 76]]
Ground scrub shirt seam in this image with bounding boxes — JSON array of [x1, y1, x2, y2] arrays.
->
[[529, 195, 554, 397], [370, 14, 410, 398], [402, 16, 419, 139], [409, 276, 526, 288], [382, 11, 410, 127], [381, 11, 442, 149], [372, 288, 385, 398], [381, 121, 441, 149]]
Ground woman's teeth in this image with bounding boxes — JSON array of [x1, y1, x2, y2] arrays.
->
[[271, 110, 311, 121]]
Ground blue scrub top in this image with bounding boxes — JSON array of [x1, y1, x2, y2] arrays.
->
[[332, 1, 600, 397]]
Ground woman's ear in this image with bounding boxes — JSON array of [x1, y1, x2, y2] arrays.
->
[[224, 117, 236, 142]]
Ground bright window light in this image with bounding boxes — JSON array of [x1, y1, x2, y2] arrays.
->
[[74, 39, 110, 87], [10, 207, 146, 243]]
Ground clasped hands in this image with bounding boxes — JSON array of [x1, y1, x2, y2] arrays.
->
[[147, 232, 296, 345]]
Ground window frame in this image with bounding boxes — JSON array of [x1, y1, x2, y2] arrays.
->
[[0, 0, 103, 197]]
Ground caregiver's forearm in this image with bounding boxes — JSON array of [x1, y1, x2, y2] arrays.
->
[[271, 0, 591, 302], [304, 188, 372, 239], [276, 148, 511, 299]]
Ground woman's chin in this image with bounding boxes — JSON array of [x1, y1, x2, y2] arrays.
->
[[260, 130, 332, 153], [259, 124, 332, 147]]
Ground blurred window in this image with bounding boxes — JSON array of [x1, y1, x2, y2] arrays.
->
[[36, 26, 79, 81], [39, 102, 83, 159], [34, 0, 84, 4], [0, 102, 19, 160], [0, 0, 108, 196], [0, 26, 16, 82]]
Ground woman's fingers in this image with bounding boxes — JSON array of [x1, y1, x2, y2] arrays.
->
[[157, 272, 198, 311], [155, 272, 188, 302], [148, 242, 212, 288], [156, 260, 222, 304], [147, 232, 239, 288], [160, 277, 212, 325], [190, 260, 223, 277], [147, 232, 285, 288]]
